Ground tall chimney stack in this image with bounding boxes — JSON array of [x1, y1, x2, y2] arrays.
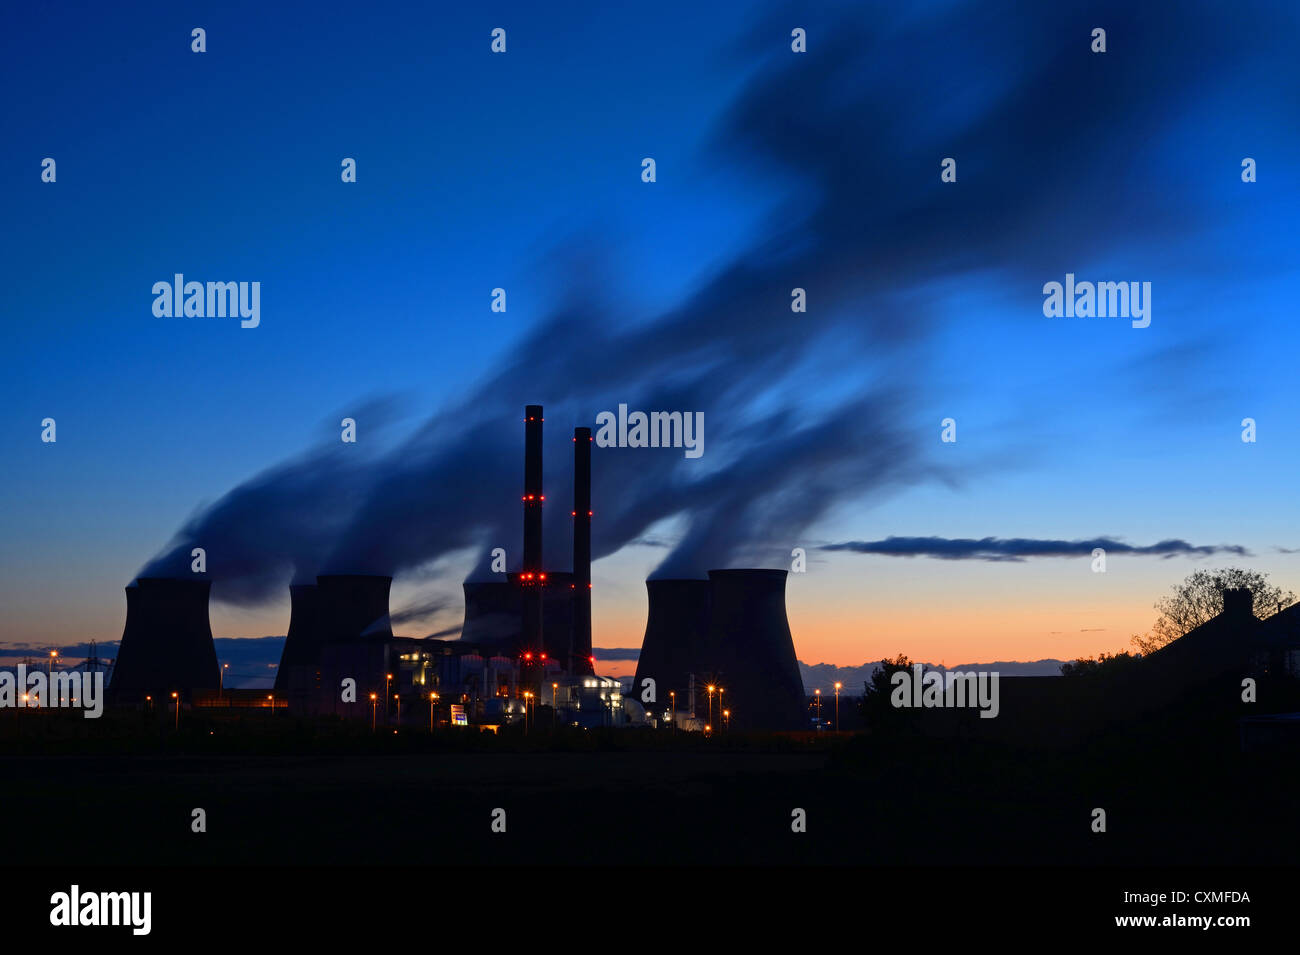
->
[[522, 405, 544, 651], [572, 426, 593, 672]]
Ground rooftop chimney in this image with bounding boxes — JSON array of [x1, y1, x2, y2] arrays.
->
[[572, 426, 593, 673]]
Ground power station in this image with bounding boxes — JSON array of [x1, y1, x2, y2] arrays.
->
[[109, 406, 805, 730]]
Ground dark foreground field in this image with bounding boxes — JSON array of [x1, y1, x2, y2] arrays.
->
[[3, 703, 1297, 866]]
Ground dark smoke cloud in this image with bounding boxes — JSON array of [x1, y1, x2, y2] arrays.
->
[[822, 536, 1250, 562], [140, 0, 1293, 605], [388, 597, 451, 628]]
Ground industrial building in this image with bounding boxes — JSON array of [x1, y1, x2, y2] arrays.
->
[[109, 404, 806, 731]]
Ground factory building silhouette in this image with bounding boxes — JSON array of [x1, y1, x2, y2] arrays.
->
[[110, 405, 806, 730]]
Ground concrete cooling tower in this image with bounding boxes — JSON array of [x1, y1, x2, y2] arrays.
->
[[460, 580, 522, 649], [633, 579, 713, 711], [315, 574, 394, 644], [273, 583, 320, 693], [633, 571, 804, 729], [705, 569, 805, 731], [108, 577, 220, 703]]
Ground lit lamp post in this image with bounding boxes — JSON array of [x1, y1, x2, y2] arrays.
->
[[394, 693, 400, 729], [49, 650, 57, 681], [145, 694, 152, 713], [171, 691, 179, 730], [524, 691, 532, 734], [670, 691, 676, 731], [723, 708, 730, 732], [552, 682, 558, 728], [815, 688, 821, 725], [718, 687, 724, 727], [707, 685, 715, 727], [385, 673, 393, 722], [834, 682, 842, 730], [220, 663, 229, 701], [267, 693, 274, 712], [429, 691, 438, 732], [370, 692, 378, 732]]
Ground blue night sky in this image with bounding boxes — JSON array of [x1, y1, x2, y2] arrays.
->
[[3, 0, 1299, 679]]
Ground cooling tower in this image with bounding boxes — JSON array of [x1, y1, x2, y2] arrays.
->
[[705, 569, 805, 731], [108, 577, 220, 703], [315, 574, 394, 643], [461, 580, 522, 650], [634, 579, 713, 713], [273, 583, 320, 693], [572, 426, 594, 673]]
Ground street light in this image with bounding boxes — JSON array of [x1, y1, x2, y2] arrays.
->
[[429, 691, 438, 732], [370, 692, 378, 732], [220, 663, 229, 701], [385, 673, 393, 721], [815, 688, 821, 725], [707, 685, 715, 727], [171, 691, 179, 730], [834, 682, 842, 730], [552, 682, 558, 728], [670, 691, 676, 731], [267, 694, 274, 712]]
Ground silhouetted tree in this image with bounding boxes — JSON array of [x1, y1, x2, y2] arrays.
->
[[859, 653, 913, 731], [1131, 568, 1295, 653], [1059, 650, 1140, 677]]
